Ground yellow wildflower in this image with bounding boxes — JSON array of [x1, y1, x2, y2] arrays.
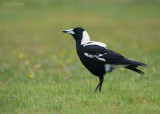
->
[[51, 55, 57, 60], [19, 53, 24, 59], [25, 60, 31, 66], [61, 48, 66, 53], [28, 74, 34, 79], [35, 64, 41, 69], [119, 68, 124, 71], [60, 48, 66, 57], [58, 60, 64, 67], [65, 58, 71, 64]]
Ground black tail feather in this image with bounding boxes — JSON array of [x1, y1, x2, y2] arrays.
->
[[123, 58, 147, 67], [125, 66, 144, 75]]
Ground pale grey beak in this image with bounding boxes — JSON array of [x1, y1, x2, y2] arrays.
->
[[62, 29, 74, 34]]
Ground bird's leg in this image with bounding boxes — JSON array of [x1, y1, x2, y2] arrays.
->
[[99, 77, 104, 92], [94, 76, 104, 92], [94, 81, 100, 92]]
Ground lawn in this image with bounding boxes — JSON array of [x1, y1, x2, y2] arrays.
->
[[0, 0, 160, 113]]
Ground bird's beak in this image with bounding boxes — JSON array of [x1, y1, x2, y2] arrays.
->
[[62, 29, 74, 35]]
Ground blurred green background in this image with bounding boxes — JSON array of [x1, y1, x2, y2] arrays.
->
[[0, 0, 160, 113]]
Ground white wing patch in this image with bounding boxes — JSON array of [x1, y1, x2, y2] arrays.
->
[[84, 53, 106, 62], [83, 41, 107, 48], [98, 53, 107, 57]]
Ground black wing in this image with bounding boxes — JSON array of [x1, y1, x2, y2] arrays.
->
[[82, 45, 146, 66]]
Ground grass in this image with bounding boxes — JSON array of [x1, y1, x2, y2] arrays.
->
[[0, 0, 160, 113]]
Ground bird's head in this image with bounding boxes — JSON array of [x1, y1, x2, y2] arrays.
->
[[62, 27, 84, 39], [62, 27, 90, 45]]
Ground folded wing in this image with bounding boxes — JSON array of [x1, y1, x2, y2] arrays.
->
[[82, 45, 146, 66]]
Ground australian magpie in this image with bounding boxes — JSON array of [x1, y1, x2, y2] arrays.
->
[[62, 27, 146, 92]]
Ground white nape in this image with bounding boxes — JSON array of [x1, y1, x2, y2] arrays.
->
[[81, 31, 107, 48], [81, 31, 91, 45]]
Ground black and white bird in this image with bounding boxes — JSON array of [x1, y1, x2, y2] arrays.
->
[[62, 27, 146, 92]]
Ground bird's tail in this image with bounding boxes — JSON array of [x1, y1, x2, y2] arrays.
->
[[125, 66, 145, 75], [123, 58, 147, 67]]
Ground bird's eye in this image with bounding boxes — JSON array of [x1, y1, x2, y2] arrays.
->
[[75, 29, 79, 33]]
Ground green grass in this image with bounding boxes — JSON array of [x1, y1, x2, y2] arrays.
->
[[0, 0, 160, 113]]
